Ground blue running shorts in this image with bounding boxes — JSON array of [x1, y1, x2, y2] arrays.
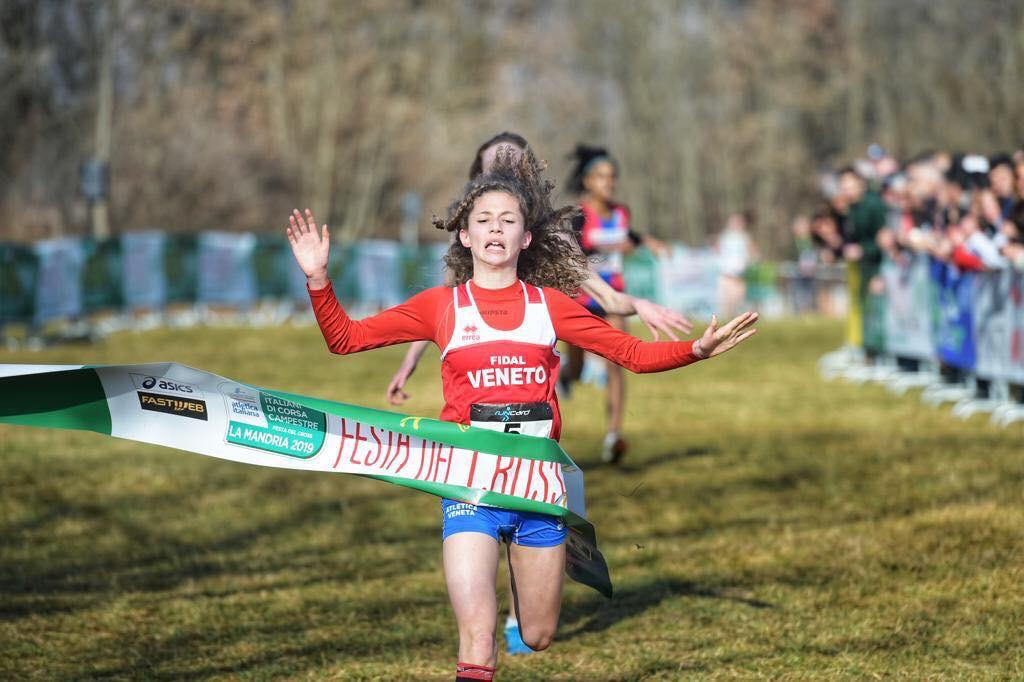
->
[[441, 498, 566, 547]]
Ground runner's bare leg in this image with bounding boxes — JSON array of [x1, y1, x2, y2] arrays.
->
[[444, 533, 501, 667], [605, 313, 626, 435], [507, 542, 566, 650]]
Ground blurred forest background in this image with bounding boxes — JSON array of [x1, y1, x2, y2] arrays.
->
[[3, 0, 1024, 256]]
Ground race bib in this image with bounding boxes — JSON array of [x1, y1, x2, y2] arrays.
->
[[470, 402, 553, 438]]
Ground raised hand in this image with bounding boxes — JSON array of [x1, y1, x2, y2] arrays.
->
[[286, 208, 330, 289], [696, 311, 758, 358], [631, 296, 694, 341]]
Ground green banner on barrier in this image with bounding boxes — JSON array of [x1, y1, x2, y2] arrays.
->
[[0, 244, 38, 325], [82, 238, 124, 313], [252, 235, 291, 299], [623, 249, 659, 302], [164, 234, 198, 304]]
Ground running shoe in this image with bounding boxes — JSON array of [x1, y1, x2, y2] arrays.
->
[[504, 621, 533, 655], [601, 432, 628, 465]]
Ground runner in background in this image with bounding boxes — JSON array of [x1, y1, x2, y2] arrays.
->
[[561, 144, 672, 464], [287, 149, 757, 680]]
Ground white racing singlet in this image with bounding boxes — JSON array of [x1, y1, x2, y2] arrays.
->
[[440, 281, 563, 440]]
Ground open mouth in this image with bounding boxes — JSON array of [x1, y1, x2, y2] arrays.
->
[[485, 241, 506, 253]]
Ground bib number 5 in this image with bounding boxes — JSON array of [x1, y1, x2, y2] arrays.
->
[[469, 402, 553, 439]]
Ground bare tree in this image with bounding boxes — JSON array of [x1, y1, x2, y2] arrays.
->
[[4, 0, 1024, 255]]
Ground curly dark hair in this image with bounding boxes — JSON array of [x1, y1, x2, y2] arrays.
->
[[433, 147, 588, 295]]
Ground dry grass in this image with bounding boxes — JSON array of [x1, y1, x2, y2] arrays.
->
[[1, 317, 1022, 680]]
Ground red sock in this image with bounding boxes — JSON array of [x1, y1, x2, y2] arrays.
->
[[455, 661, 496, 681]]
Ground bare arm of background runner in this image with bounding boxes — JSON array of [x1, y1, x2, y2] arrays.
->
[[386, 340, 430, 405], [580, 272, 694, 340]]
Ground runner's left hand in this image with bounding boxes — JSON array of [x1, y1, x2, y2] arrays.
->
[[697, 311, 758, 358]]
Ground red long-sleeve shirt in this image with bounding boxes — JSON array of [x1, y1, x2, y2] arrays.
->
[[308, 280, 700, 373]]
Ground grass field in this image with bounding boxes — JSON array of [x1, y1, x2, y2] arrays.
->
[[1, 317, 1023, 680]]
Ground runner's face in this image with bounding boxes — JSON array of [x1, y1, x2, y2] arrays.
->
[[460, 191, 531, 271], [583, 160, 616, 203], [480, 143, 525, 174]]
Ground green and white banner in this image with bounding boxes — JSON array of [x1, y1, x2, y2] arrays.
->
[[0, 363, 611, 597]]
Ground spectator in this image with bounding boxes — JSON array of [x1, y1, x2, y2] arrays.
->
[[716, 211, 757, 317], [837, 166, 888, 358], [988, 154, 1018, 221], [811, 205, 845, 264], [937, 161, 967, 230], [791, 214, 816, 314], [961, 210, 1003, 270], [1004, 203, 1024, 268], [1016, 158, 1024, 200]]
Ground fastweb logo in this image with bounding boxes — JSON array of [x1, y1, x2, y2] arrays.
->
[[137, 391, 208, 421]]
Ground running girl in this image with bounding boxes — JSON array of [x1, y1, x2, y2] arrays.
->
[[562, 145, 647, 463], [385, 132, 692, 408], [287, 149, 757, 680]]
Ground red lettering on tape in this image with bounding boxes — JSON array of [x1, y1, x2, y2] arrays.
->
[[490, 456, 515, 495], [466, 451, 479, 488], [364, 426, 384, 467]]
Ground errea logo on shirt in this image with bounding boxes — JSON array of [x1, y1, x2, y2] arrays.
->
[[461, 324, 481, 342]]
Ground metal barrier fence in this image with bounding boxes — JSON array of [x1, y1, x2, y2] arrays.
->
[[2, 232, 849, 348], [820, 253, 1024, 426], [0, 233, 451, 345]]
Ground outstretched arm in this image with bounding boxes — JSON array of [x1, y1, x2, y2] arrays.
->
[[548, 288, 757, 372]]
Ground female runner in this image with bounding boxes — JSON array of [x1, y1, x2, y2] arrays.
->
[[562, 145, 651, 463], [385, 133, 692, 408], [287, 149, 756, 680], [385, 136, 691, 652]]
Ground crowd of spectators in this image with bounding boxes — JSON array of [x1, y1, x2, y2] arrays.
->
[[804, 144, 1024, 358]]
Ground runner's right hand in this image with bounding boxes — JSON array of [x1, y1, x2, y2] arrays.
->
[[631, 296, 694, 340], [286, 208, 330, 289], [386, 341, 431, 405]]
